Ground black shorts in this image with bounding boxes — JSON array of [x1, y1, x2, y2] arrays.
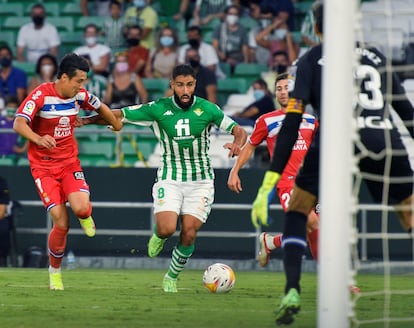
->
[[295, 128, 413, 205]]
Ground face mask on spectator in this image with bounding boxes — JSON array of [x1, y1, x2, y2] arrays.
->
[[274, 64, 287, 74], [0, 57, 12, 68], [85, 36, 97, 46], [188, 39, 200, 48], [41, 64, 53, 76], [188, 59, 200, 68], [160, 36, 174, 47], [226, 15, 239, 26], [126, 38, 140, 47], [253, 89, 265, 101], [32, 15, 45, 26], [133, 0, 146, 8], [115, 62, 129, 73]]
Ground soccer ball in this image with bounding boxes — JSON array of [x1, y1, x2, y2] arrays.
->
[[202, 263, 236, 293]]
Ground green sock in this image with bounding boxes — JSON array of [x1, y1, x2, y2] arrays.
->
[[167, 243, 194, 279]]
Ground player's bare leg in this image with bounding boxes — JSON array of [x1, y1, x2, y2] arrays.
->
[[69, 192, 95, 237], [148, 211, 177, 258]]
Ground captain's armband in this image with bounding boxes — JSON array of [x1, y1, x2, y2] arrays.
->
[[286, 98, 304, 114]]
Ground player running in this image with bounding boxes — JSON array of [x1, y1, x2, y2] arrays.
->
[[80, 64, 247, 293], [252, 1, 414, 325], [13, 53, 121, 290], [227, 73, 319, 266]]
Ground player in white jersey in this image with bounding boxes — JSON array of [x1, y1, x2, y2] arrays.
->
[[80, 64, 247, 292]]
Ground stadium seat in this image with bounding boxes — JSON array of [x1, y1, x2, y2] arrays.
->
[[13, 62, 36, 78], [61, 3, 84, 17], [218, 62, 231, 77], [24, 3, 61, 17], [1, 17, 31, 33], [47, 17, 74, 33], [0, 4, 24, 18], [0, 157, 15, 166], [0, 31, 16, 49], [217, 78, 248, 107], [222, 94, 255, 116], [142, 78, 170, 101], [78, 140, 115, 161], [76, 16, 106, 32], [60, 31, 83, 50]]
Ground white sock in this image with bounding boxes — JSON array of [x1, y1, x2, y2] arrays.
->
[[49, 266, 61, 273], [266, 234, 277, 250]]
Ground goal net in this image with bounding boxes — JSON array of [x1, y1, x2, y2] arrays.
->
[[320, 0, 414, 327]]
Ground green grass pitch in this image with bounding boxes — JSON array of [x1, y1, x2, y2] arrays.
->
[[0, 268, 413, 327]]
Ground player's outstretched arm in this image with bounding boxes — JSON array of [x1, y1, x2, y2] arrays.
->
[[97, 103, 123, 131], [228, 143, 256, 194], [223, 125, 247, 158]]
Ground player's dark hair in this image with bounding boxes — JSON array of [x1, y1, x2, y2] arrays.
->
[[172, 64, 196, 80], [57, 53, 89, 79], [31, 3, 45, 12], [35, 53, 58, 76], [84, 23, 99, 33], [276, 72, 289, 84], [273, 50, 288, 58], [312, 1, 323, 34]]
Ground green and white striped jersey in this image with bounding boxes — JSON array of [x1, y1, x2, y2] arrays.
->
[[121, 96, 237, 182]]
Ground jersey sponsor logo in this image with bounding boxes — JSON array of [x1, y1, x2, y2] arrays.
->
[[128, 104, 143, 110], [163, 110, 173, 116], [73, 171, 85, 180], [193, 108, 204, 116], [22, 100, 36, 115], [356, 116, 393, 130], [175, 118, 191, 137], [54, 116, 71, 138], [31, 90, 42, 100]]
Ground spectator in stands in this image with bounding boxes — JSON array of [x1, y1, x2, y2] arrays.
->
[[16, 3, 60, 64], [185, 47, 217, 103], [231, 78, 274, 126], [212, 5, 249, 74], [125, 25, 149, 77], [74, 24, 111, 77], [28, 54, 58, 94], [167, 0, 192, 28], [123, 0, 159, 49], [261, 50, 291, 94], [193, 0, 230, 27], [178, 26, 220, 76], [248, 3, 276, 65], [144, 27, 179, 79], [260, 0, 295, 32], [104, 51, 148, 108], [255, 20, 298, 68], [81, 0, 113, 17], [103, 0, 126, 49], [82, 55, 108, 108], [300, 2, 320, 48], [0, 96, 28, 160], [0, 45, 27, 105]]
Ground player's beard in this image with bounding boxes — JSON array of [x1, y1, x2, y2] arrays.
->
[[173, 93, 194, 110]]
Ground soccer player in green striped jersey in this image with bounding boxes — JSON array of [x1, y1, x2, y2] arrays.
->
[[81, 64, 247, 292]]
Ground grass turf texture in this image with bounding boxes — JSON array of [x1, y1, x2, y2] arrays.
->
[[0, 268, 413, 327]]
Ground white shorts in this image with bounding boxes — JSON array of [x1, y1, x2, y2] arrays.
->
[[152, 180, 215, 223]]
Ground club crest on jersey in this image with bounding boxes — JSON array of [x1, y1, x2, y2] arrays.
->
[[73, 171, 85, 180], [22, 100, 36, 115], [193, 108, 203, 116]]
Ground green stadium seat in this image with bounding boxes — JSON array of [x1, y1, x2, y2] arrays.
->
[[0, 31, 16, 48], [142, 78, 170, 101], [47, 17, 74, 33], [0, 3, 24, 18], [61, 3, 83, 17], [78, 140, 115, 161], [233, 63, 268, 86], [24, 3, 61, 17], [13, 61, 36, 78], [217, 78, 248, 107], [239, 16, 259, 30], [218, 62, 231, 77], [60, 31, 83, 49], [1, 17, 31, 33], [0, 157, 15, 166], [76, 16, 106, 32]]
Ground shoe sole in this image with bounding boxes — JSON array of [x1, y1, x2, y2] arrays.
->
[[275, 305, 300, 325]]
